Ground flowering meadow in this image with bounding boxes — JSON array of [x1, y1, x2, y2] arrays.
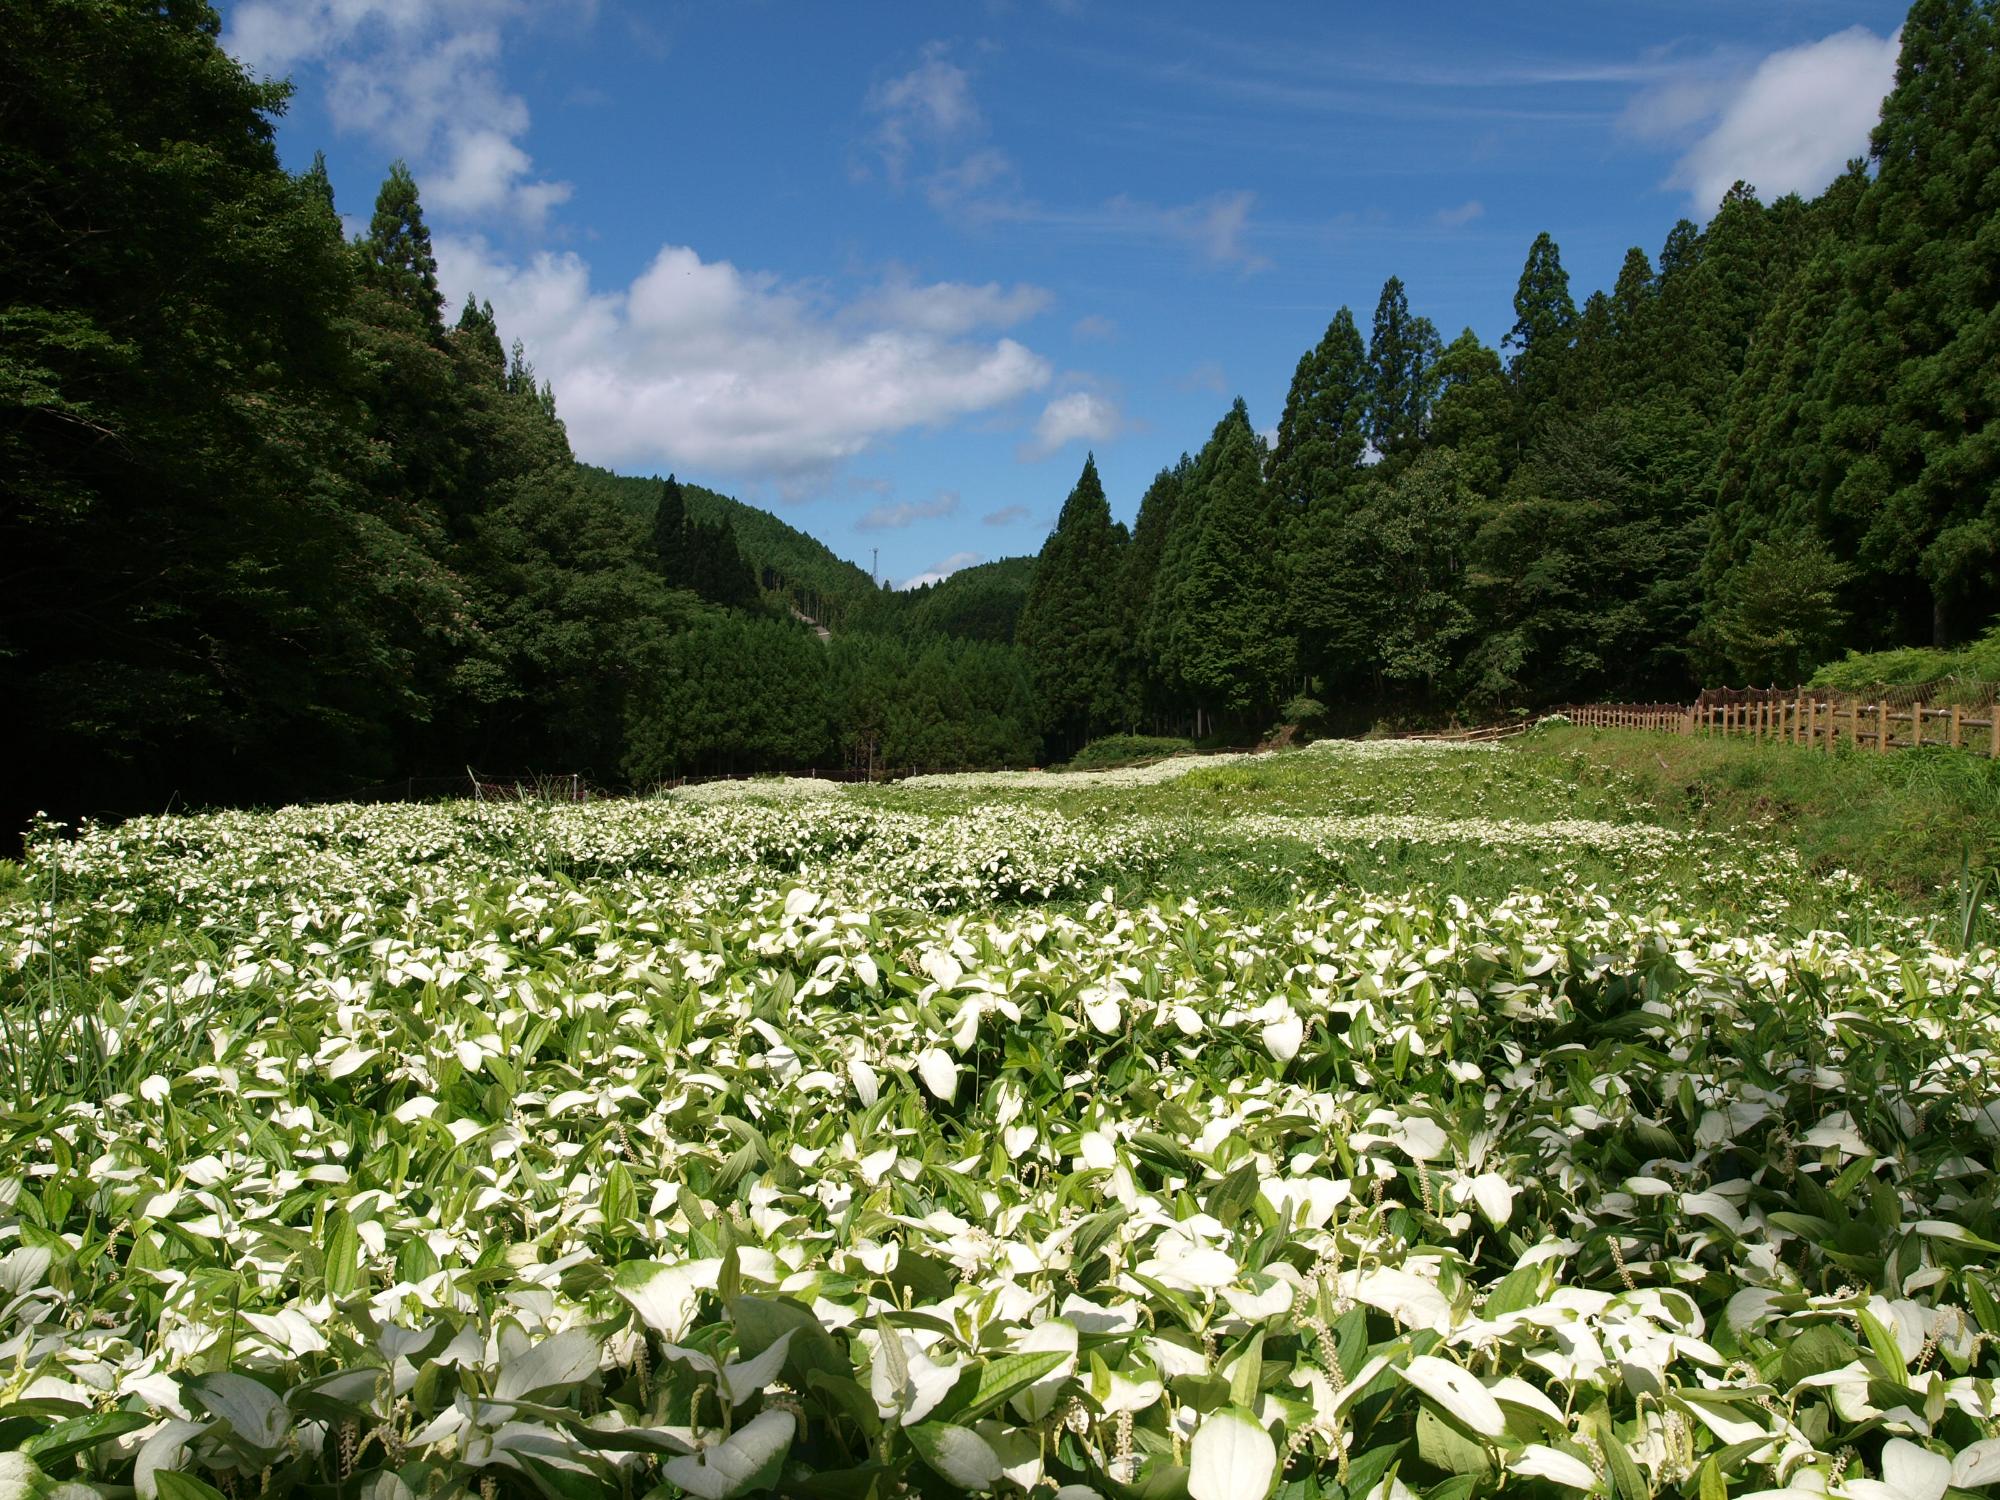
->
[[3, 740, 1999, 1500]]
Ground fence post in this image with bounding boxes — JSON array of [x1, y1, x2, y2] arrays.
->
[[1951, 704, 1964, 750], [1911, 701, 1925, 750], [1877, 701, 1890, 753]]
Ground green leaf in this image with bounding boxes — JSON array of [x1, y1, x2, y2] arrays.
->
[[154, 1476, 228, 1500], [1226, 1330, 1264, 1409], [1780, 1323, 1856, 1386], [1205, 1162, 1261, 1230], [938, 1349, 1071, 1424], [1483, 1260, 1544, 1318], [21, 1411, 152, 1469], [1858, 1307, 1910, 1384], [1602, 1430, 1648, 1500], [324, 1211, 362, 1299], [1416, 1407, 1493, 1478]]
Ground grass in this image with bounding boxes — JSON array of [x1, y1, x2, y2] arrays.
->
[[1517, 724, 2000, 898]]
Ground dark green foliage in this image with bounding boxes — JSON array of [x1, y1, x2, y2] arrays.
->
[[1470, 399, 1713, 705], [827, 634, 1037, 771], [623, 614, 831, 779], [366, 160, 445, 338], [1365, 277, 1441, 468], [1809, 621, 2000, 690], [647, 473, 760, 611], [581, 465, 876, 628], [1155, 409, 1293, 727], [1701, 534, 1852, 685], [1293, 454, 1479, 705], [9, 0, 2000, 830], [2, 0, 424, 821], [1426, 330, 1514, 501], [1016, 455, 1131, 753], [1709, 2, 2000, 654], [1269, 309, 1369, 511], [902, 557, 1034, 644], [1504, 231, 1576, 414]]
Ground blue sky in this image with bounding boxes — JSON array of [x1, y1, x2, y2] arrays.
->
[[222, 0, 1907, 587]]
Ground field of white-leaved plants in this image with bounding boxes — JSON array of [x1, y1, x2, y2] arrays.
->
[[4, 739, 2000, 1500]]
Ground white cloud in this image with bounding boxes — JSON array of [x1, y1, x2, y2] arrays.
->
[[1176, 361, 1227, 395], [1435, 199, 1484, 228], [857, 492, 961, 532], [900, 551, 984, 590], [1633, 27, 1899, 212], [852, 276, 1051, 336], [983, 504, 1031, 526], [1155, 189, 1267, 270], [225, 0, 578, 227], [435, 237, 1052, 478], [1020, 390, 1125, 461], [867, 42, 984, 185]]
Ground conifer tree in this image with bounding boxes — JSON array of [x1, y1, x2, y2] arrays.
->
[[1427, 331, 1514, 501], [365, 161, 444, 337], [1159, 414, 1292, 729], [1365, 277, 1441, 467], [1017, 455, 1130, 753], [1606, 247, 1658, 402], [1504, 231, 1576, 414], [1270, 309, 1370, 511]]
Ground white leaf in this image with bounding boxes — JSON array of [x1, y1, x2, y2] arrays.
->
[[1262, 1012, 1304, 1062], [495, 1327, 602, 1402], [133, 1420, 209, 1500], [1953, 1439, 2000, 1489], [913, 1422, 1004, 1489], [1468, 1173, 1514, 1228], [914, 1047, 957, 1101], [1881, 1438, 1950, 1500], [614, 1259, 720, 1341], [1511, 1444, 1597, 1490], [1188, 1407, 1276, 1500], [660, 1409, 795, 1500], [1399, 1355, 1505, 1438], [1391, 1116, 1448, 1161], [920, 948, 963, 988], [0, 1453, 48, 1500], [719, 1330, 794, 1405], [1083, 989, 1121, 1033], [848, 1057, 880, 1106], [191, 1371, 290, 1450]]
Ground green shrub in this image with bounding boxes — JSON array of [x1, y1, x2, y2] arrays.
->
[[1061, 734, 1196, 772], [1279, 695, 1329, 736], [1810, 623, 2000, 693]]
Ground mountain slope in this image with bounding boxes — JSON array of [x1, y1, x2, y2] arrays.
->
[[577, 464, 881, 627]]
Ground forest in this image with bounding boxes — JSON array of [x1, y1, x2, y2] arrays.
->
[[4, 0, 1997, 829]]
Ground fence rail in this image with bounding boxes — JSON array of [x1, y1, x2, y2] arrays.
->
[[1558, 690, 2000, 757]]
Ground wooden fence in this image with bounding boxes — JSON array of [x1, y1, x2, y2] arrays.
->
[[1559, 703, 1691, 733], [1558, 686, 2000, 757]]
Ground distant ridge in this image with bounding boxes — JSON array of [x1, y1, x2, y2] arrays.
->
[[576, 463, 1036, 640], [577, 462, 881, 627]]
